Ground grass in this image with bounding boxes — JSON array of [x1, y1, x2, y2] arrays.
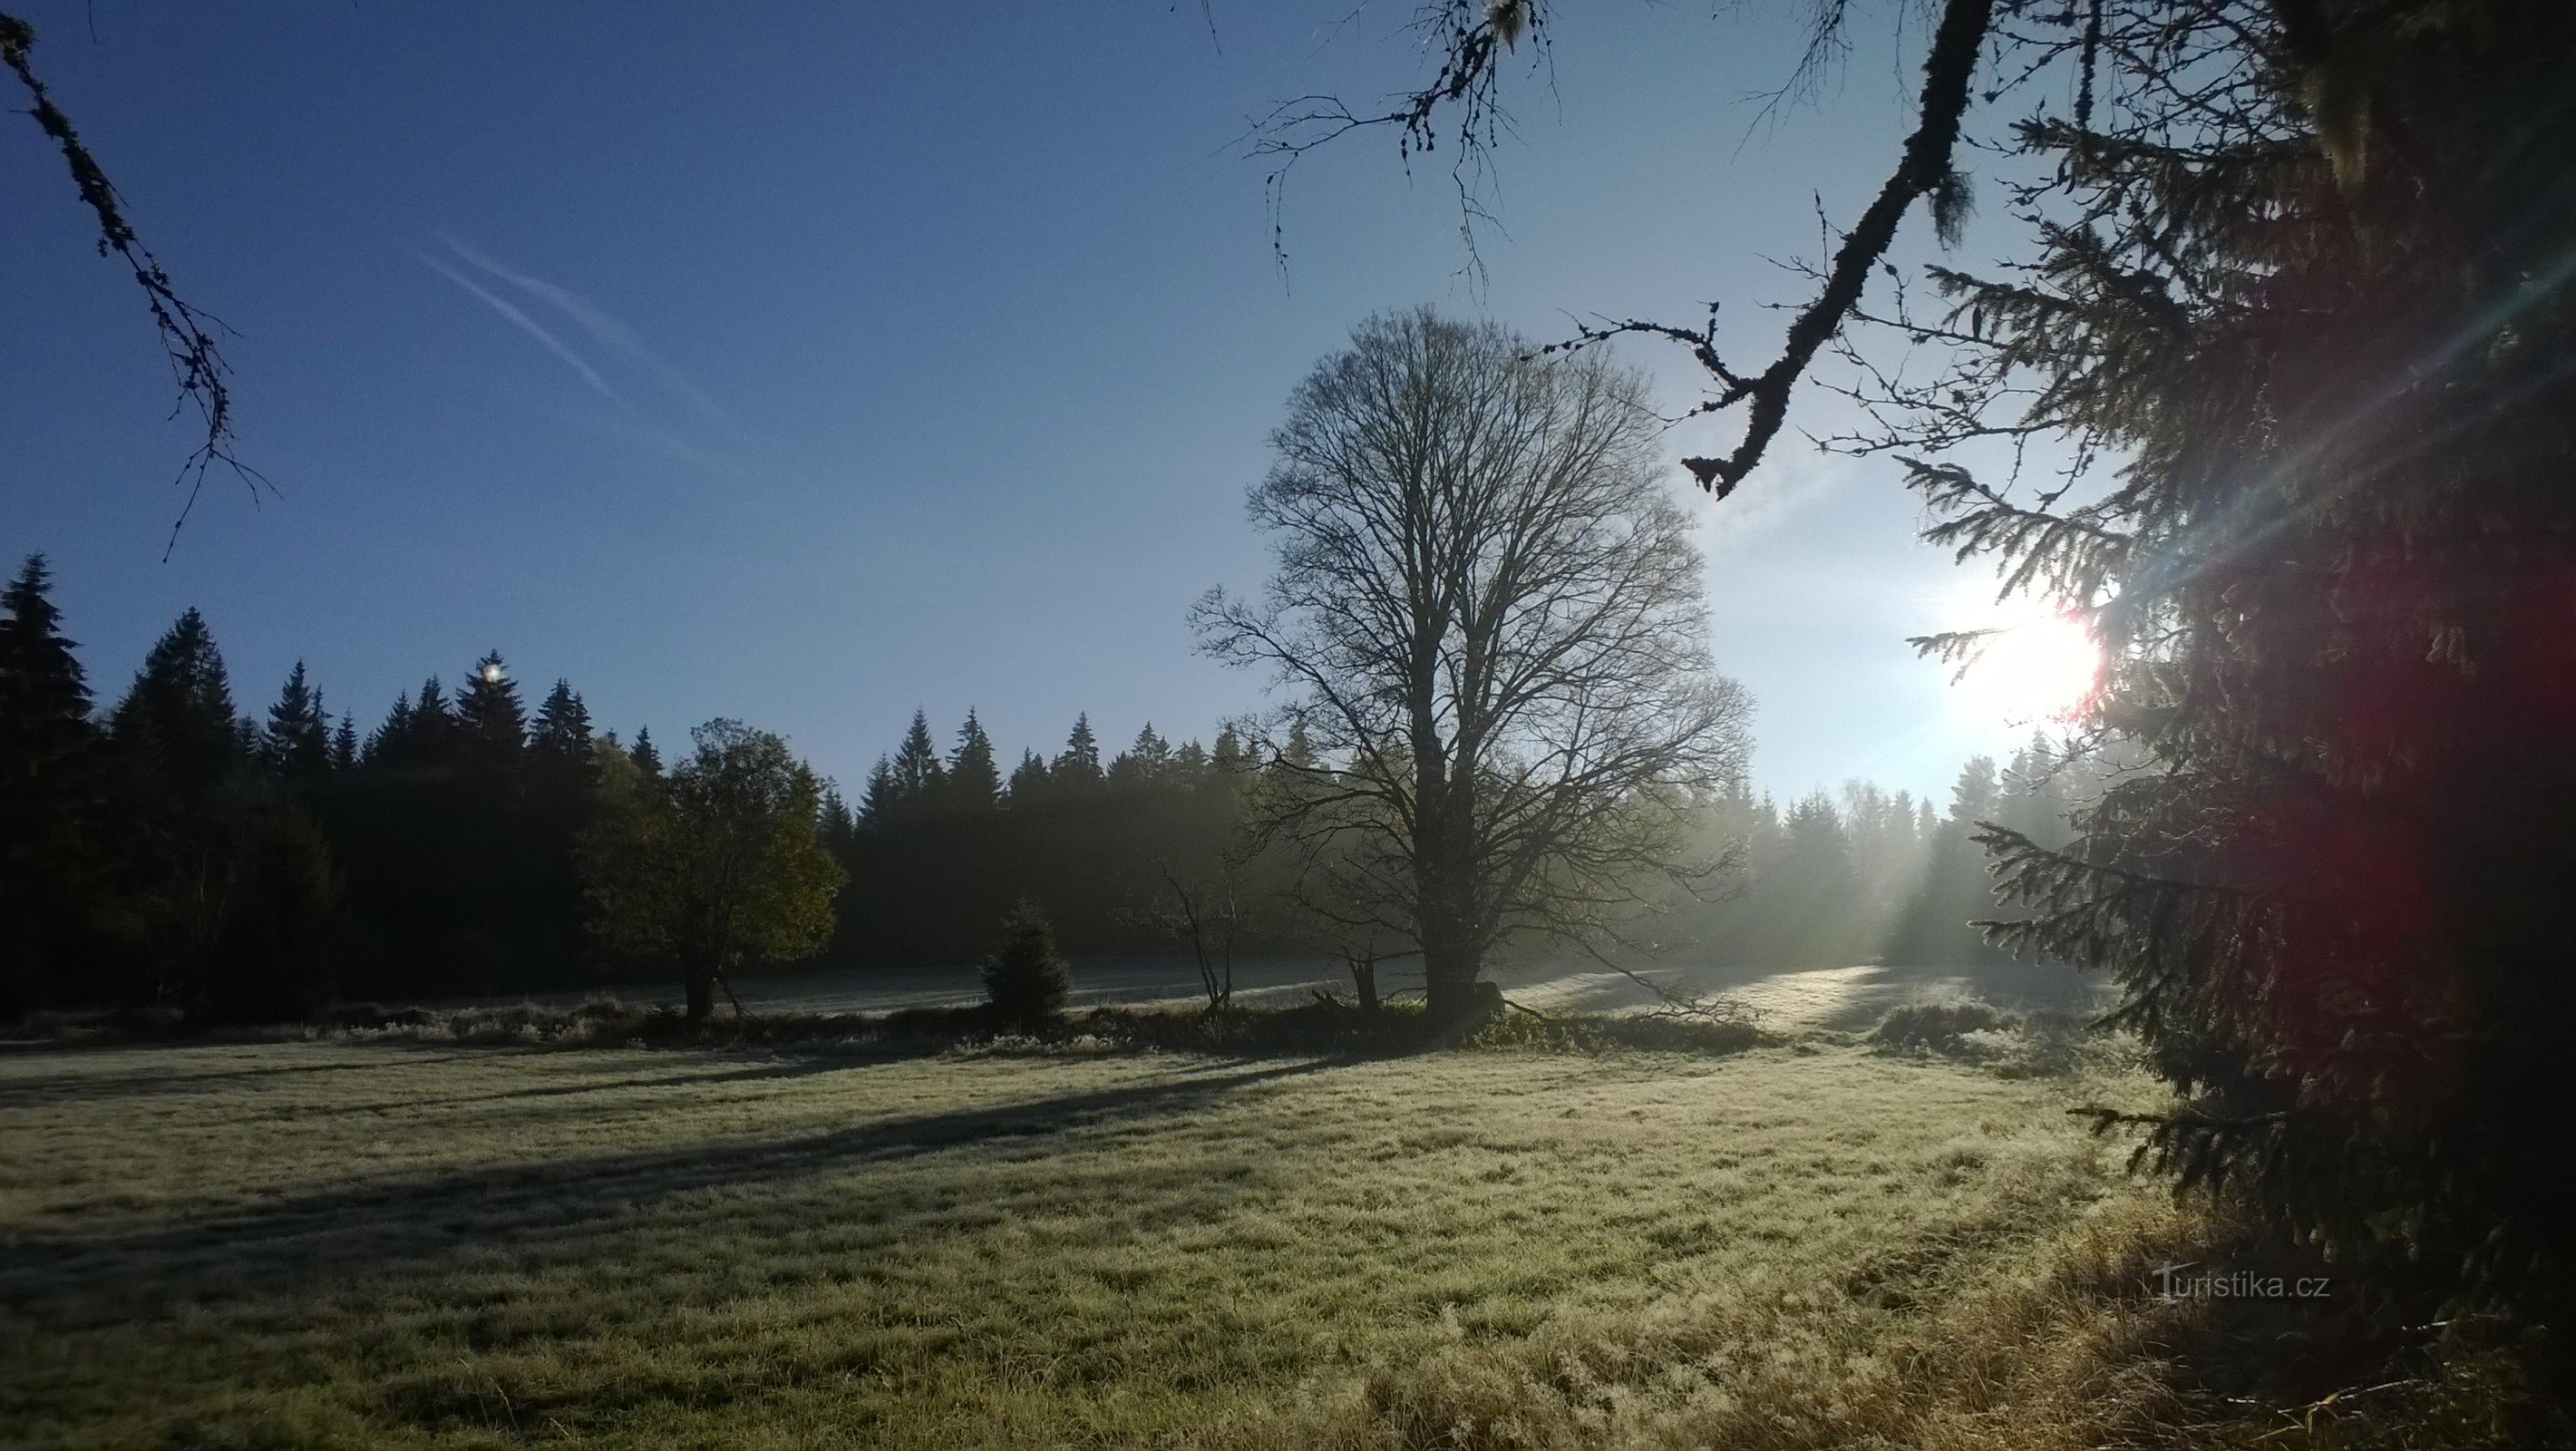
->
[[0, 1017, 2409, 1449]]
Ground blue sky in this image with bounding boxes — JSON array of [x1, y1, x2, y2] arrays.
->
[[1, 2, 2060, 805]]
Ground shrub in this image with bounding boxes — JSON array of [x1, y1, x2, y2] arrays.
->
[[1871, 999, 2018, 1058], [979, 902, 1072, 1032]]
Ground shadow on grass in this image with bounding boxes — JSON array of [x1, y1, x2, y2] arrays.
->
[[4, 1057, 1337, 1319], [0, 1047, 507, 1105]]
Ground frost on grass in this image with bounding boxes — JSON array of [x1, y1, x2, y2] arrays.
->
[[2, 1037, 2162, 1448]]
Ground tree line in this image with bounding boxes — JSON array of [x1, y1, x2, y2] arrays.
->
[[0, 556, 833, 1019], [1, 551, 2066, 1023]]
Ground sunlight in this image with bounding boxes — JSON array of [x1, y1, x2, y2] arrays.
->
[[1952, 597, 2101, 724]]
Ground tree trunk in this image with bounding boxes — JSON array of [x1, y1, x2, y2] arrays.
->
[[683, 961, 715, 1023], [1347, 953, 1380, 1012], [1419, 912, 1483, 1023], [1416, 765, 1486, 1024]]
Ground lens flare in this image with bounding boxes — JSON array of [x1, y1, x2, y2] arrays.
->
[[1956, 604, 2100, 722]]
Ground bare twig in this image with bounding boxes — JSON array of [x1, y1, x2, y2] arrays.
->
[[2, 8, 266, 556]]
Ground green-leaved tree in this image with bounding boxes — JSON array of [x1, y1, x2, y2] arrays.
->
[[583, 719, 844, 1022]]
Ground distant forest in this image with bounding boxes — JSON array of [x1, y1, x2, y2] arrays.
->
[[1, 555, 2091, 1019]]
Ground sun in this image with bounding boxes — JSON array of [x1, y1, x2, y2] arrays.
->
[[1952, 598, 2102, 723]]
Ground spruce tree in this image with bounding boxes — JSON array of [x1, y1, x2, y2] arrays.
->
[[945, 709, 1001, 812], [1809, 0, 2576, 1332], [858, 755, 900, 826], [530, 679, 594, 767], [1110, 724, 1171, 788], [109, 608, 245, 803], [364, 692, 413, 764], [259, 661, 329, 779], [521, 678, 598, 983], [629, 725, 662, 782], [1051, 713, 1103, 788], [329, 713, 357, 773], [817, 785, 858, 852], [408, 677, 454, 761], [0, 555, 99, 1016], [1006, 748, 1049, 804], [453, 652, 527, 779], [889, 709, 945, 803], [979, 901, 1072, 1032]]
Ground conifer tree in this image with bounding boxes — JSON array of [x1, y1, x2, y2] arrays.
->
[[109, 608, 245, 803], [1210, 726, 1249, 778], [817, 785, 857, 852], [258, 661, 329, 779], [629, 725, 662, 782], [453, 651, 527, 779], [979, 901, 1072, 1032], [858, 755, 900, 826], [530, 679, 594, 768], [1110, 724, 1171, 788], [520, 678, 599, 981], [364, 692, 413, 765], [0, 555, 99, 1016], [1006, 747, 1049, 804], [889, 708, 946, 803], [945, 709, 1001, 812], [329, 713, 357, 774], [1051, 713, 1103, 788], [407, 677, 453, 761], [1805, 0, 2576, 1329]]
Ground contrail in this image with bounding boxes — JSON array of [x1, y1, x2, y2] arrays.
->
[[440, 234, 737, 429], [421, 251, 636, 414]]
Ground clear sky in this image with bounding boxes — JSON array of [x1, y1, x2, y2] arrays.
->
[[1, 2, 2064, 806]]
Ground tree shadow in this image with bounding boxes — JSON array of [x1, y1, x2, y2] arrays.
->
[[276, 1056, 899, 1118], [0, 1047, 506, 1105], [5, 1057, 1339, 1320]]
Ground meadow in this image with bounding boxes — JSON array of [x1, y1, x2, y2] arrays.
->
[[2, 1022, 2210, 1449]]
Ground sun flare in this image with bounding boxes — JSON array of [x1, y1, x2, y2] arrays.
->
[[1954, 599, 2101, 723]]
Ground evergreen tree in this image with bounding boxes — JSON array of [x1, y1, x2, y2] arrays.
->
[[1110, 724, 1171, 788], [859, 755, 900, 826], [109, 609, 246, 803], [1006, 747, 1049, 803], [817, 785, 858, 852], [258, 661, 329, 780], [0, 555, 100, 1016], [979, 901, 1072, 1031], [453, 652, 527, 780], [102, 609, 258, 1008], [889, 709, 946, 803], [629, 725, 662, 782], [0, 555, 91, 741], [530, 679, 594, 768], [1278, 719, 1316, 770], [329, 713, 357, 773], [364, 692, 413, 765], [1051, 713, 1103, 788], [1807, 0, 2576, 1328], [522, 677, 601, 980], [406, 677, 454, 763], [945, 709, 1001, 812]]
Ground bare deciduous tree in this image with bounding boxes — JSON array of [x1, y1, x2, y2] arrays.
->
[[1196, 309, 1752, 1021], [1152, 855, 1241, 1014]]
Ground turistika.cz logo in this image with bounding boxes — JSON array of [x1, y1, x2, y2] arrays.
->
[[2148, 1261, 2331, 1300]]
